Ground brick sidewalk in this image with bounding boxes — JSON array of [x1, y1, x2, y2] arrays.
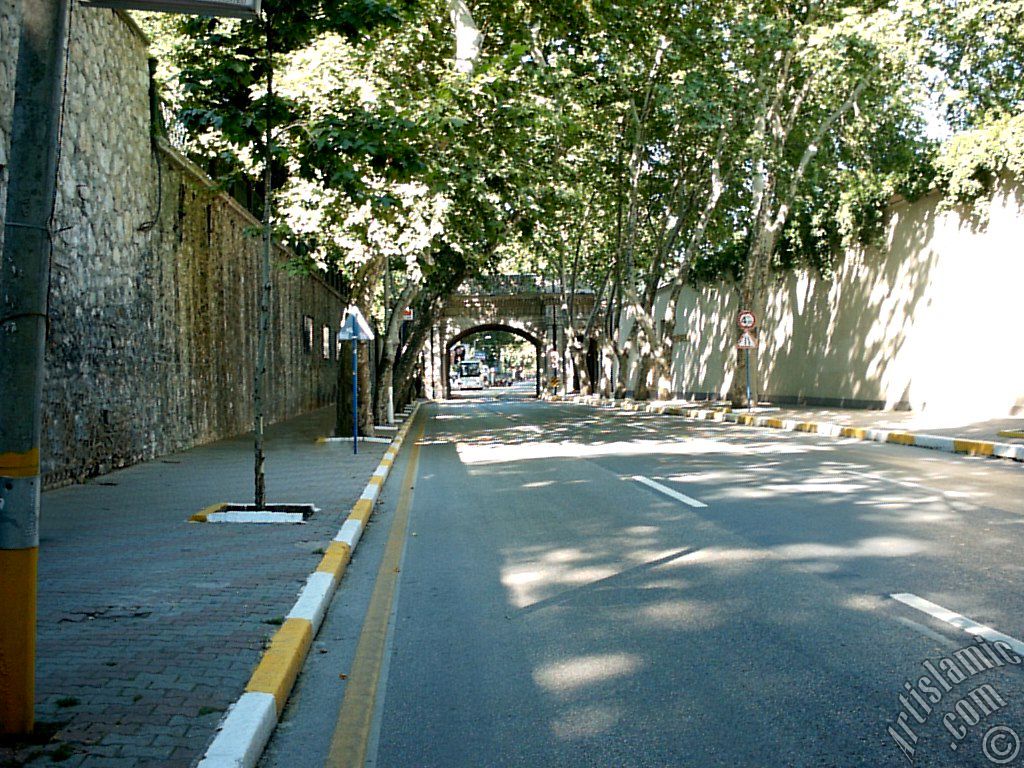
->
[[1, 407, 384, 768]]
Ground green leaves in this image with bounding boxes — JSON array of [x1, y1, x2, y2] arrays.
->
[[141, 0, 1013, 318], [934, 112, 1024, 215]]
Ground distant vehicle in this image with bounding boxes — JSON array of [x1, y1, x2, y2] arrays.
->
[[457, 360, 484, 390]]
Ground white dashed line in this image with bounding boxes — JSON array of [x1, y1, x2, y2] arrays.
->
[[632, 475, 708, 508], [892, 593, 1024, 656]]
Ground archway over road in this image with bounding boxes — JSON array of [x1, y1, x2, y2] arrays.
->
[[421, 275, 599, 400], [444, 323, 542, 398]]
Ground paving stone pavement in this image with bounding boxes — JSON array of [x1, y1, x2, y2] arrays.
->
[[1, 407, 386, 768]]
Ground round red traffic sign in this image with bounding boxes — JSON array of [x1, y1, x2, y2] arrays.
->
[[738, 310, 757, 330]]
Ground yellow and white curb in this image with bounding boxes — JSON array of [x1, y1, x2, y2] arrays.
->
[[196, 403, 422, 768], [548, 394, 1024, 465]]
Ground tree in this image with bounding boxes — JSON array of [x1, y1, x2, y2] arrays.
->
[[143, 1, 413, 497], [720, 2, 931, 405]]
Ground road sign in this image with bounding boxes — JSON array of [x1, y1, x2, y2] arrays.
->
[[81, 0, 260, 16], [403, 306, 414, 321], [737, 330, 757, 350], [337, 306, 374, 341], [337, 307, 374, 455], [738, 310, 757, 330]]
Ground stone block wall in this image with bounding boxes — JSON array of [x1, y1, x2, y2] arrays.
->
[[1, 6, 344, 486]]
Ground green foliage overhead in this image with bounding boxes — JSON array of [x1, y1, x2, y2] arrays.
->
[[142, 0, 1021, 307], [934, 112, 1024, 214]]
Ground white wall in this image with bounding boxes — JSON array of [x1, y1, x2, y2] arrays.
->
[[620, 178, 1024, 418]]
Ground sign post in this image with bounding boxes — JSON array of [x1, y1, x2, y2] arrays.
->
[[351, 314, 358, 453], [338, 306, 375, 454], [736, 311, 758, 412]]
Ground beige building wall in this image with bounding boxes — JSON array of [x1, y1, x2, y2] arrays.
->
[[622, 178, 1024, 418]]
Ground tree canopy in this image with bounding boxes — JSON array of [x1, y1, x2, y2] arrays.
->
[[140, 0, 1023, 405]]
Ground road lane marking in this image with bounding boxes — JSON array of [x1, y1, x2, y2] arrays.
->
[[891, 593, 1024, 656], [325, 418, 425, 768], [632, 475, 707, 508]]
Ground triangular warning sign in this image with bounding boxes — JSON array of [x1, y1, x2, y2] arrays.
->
[[737, 330, 757, 349]]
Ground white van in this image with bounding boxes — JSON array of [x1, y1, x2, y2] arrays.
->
[[457, 360, 485, 390]]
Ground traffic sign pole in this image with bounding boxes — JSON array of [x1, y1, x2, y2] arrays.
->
[[737, 310, 757, 412], [351, 314, 358, 455], [746, 349, 751, 412]]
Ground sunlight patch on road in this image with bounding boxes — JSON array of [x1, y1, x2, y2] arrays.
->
[[541, 547, 589, 564], [533, 653, 642, 694], [756, 481, 869, 494], [623, 548, 687, 564], [559, 566, 621, 584], [671, 536, 933, 568], [637, 598, 723, 629], [772, 536, 928, 560], [455, 437, 755, 465], [676, 547, 770, 566], [624, 525, 662, 535], [504, 569, 546, 586], [500, 561, 616, 608]]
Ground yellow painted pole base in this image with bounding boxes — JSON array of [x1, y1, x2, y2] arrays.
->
[[0, 547, 37, 735]]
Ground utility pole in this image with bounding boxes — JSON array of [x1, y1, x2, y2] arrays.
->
[[0, 0, 69, 736]]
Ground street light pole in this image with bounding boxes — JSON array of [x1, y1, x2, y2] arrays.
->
[[0, 0, 70, 735]]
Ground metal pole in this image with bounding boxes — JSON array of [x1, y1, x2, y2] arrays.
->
[[0, 0, 69, 735], [535, 344, 540, 397], [384, 263, 394, 425], [559, 304, 568, 396], [745, 348, 751, 412], [254, 14, 273, 509], [352, 315, 359, 455]]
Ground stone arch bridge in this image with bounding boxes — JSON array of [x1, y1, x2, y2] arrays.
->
[[422, 275, 598, 399]]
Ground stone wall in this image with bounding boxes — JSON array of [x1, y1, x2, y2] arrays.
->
[[1, 6, 344, 486], [618, 179, 1024, 418]]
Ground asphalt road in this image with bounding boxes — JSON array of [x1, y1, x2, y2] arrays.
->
[[262, 389, 1024, 768]]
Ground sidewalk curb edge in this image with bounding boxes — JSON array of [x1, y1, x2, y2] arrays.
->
[[195, 403, 422, 768]]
